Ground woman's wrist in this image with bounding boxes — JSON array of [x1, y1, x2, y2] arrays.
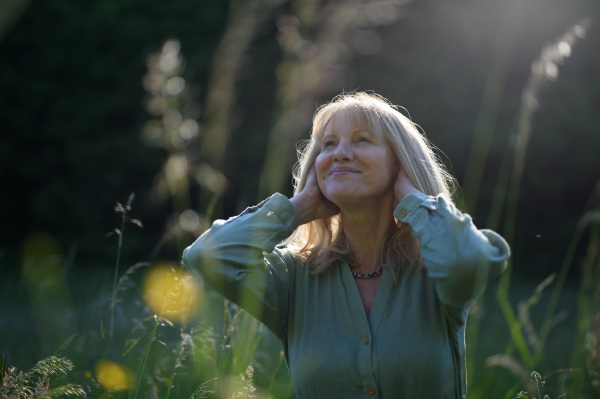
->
[[289, 194, 313, 225]]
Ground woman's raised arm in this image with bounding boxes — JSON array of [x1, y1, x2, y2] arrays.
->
[[395, 190, 510, 309], [182, 194, 299, 339]]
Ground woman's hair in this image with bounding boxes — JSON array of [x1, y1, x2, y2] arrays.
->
[[286, 92, 455, 279]]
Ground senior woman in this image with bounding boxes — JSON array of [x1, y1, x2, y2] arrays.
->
[[182, 92, 510, 398]]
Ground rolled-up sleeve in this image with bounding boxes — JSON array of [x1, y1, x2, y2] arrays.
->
[[395, 193, 510, 309], [182, 193, 299, 339]]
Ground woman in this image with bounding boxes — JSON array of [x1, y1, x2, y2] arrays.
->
[[183, 92, 510, 398]]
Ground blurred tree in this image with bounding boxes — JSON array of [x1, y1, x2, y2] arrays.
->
[[0, 0, 230, 267]]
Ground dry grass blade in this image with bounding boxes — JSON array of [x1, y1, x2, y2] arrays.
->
[[39, 384, 86, 398], [517, 273, 556, 351], [53, 334, 77, 357], [30, 357, 74, 377], [486, 354, 529, 383], [189, 378, 217, 399]]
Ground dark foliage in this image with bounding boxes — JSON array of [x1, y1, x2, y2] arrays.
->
[[0, 0, 230, 267]]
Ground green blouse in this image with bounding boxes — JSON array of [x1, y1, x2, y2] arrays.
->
[[182, 193, 510, 398]]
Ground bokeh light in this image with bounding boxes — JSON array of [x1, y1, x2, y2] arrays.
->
[[165, 76, 185, 96], [142, 263, 203, 324], [195, 163, 228, 196], [179, 119, 200, 140], [95, 359, 133, 392], [179, 209, 201, 232], [158, 40, 181, 73], [165, 154, 188, 181]]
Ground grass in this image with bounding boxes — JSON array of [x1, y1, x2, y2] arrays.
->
[[0, 198, 595, 398], [0, 250, 593, 398]]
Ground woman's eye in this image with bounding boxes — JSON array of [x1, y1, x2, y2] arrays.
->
[[357, 137, 371, 143], [323, 141, 336, 148]]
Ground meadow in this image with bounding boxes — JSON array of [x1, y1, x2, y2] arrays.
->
[[1, 2, 599, 398], [0, 190, 597, 398]]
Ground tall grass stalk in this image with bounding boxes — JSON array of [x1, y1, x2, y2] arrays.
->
[[468, 18, 593, 397], [536, 182, 600, 363], [219, 300, 264, 377], [569, 187, 600, 395], [267, 350, 285, 394], [496, 17, 590, 369], [108, 193, 142, 339], [129, 315, 161, 399], [165, 330, 193, 399], [497, 16, 590, 288]]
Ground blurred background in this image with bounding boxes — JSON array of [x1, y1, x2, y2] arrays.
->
[[1, 0, 599, 397]]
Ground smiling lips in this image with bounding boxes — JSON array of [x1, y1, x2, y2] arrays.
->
[[330, 167, 359, 176]]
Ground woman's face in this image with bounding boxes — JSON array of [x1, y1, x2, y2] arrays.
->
[[314, 110, 399, 208]]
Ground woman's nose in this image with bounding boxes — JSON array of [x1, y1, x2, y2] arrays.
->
[[333, 141, 352, 162]]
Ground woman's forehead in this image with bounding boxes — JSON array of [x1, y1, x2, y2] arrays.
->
[[319, 107, 376, 136]]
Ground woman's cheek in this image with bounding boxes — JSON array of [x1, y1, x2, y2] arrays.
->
[[314, 155, 328, 194]]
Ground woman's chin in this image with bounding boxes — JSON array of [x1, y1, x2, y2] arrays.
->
[[326, 192, 364, 208]]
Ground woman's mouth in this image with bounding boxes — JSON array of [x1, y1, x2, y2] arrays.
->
[[330, 167, 359, 176]]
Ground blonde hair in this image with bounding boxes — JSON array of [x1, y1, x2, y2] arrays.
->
[[287, 92, 455, 279]]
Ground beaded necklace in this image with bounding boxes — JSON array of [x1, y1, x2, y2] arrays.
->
[[351, 262, 386, 279]]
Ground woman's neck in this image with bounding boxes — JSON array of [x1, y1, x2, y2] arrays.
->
[[340, 199, 397, 273]]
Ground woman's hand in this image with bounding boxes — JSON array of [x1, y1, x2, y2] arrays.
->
[[394, 167, 421, 208], [290, 167, 340, 225]]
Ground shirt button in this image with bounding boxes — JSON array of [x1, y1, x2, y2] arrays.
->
[[399, 209, 407, 218], [367, 386, 376, 395], [364, 337, 369, 345]]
